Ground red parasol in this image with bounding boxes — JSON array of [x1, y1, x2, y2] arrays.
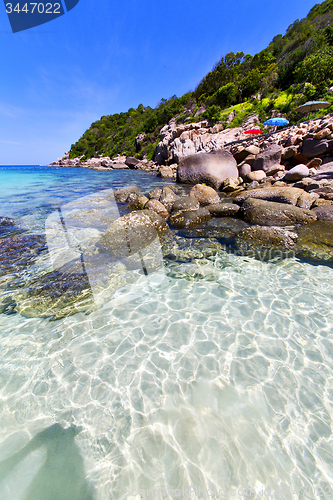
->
[[244, 129, 263, 135]]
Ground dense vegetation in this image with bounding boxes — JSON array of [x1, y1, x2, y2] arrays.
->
[[69, 0, 333, 162]]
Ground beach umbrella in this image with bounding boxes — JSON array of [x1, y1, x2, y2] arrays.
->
[[244, 129, 263, 135], [294, 100, 331, 114], [264, 117, 289, 127]]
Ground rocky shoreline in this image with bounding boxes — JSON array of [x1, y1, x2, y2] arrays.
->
[[47, 112, 333, 264], [1, 113, 332, 321]]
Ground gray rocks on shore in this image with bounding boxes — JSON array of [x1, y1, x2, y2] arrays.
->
[[177, 150, 238, 189], [252, 145, 282, 172]]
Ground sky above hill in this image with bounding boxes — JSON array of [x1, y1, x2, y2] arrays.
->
[[0, 0, 320, 164]]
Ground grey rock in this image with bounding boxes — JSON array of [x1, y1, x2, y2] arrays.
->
[[242, 198, 317, 226], [169, 208, 211, 228], [160, 186, 178, 212], [302, 138, 333, 158], [312, 205, 333, 221], [114, 186, 141, 203], [235, 186, 307, 206], [252, 145, 282, 172], [147, 188, 162, 200], [172, 196, 200, 212], [125, 156, 140, 168], [284, 164, 309, 181], [206, 203, 240, 216], [112, 162, 129, 169], [311, 161, 333, 181], [239, 163, 251, 180], [177, 150, 238, 190], [236, 226, 298, 252], [158, 166, 174, 178]]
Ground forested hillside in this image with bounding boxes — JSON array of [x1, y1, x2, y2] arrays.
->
[[69, 0, 333, 162]]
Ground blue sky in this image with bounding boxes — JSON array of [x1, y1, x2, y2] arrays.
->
[[0, 0, 320, 164]]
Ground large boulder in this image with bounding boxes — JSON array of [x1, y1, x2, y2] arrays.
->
[[242, 198, 317, 226], [189, 184, 220, 206], [177, 150, 238, 190], [252, 145, 282, 172], [234, 186, 309, 206]]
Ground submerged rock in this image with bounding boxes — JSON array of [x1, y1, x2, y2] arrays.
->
[[100, 210, 169, 257], [169, 208, 211, 228], [176, 217, 249, 240], [172, 196, 200, 212], [312, 205, 333, 221], [296, 221, 333, 262], [0, 234, 47, 278], [15, 259, 94, 320], [0, 217, 15, 226], [236, 226, 298, 254]]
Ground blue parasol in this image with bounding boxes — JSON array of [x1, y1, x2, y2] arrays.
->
[[264, 118, 289, 127]]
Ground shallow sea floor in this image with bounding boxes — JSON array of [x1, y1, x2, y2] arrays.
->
[[0, 167, 333, 500]]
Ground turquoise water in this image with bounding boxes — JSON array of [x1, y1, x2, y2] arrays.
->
[[0, 166, 333, 500]]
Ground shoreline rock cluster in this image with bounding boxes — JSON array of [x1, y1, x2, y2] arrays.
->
[[48, 112, 333, 263], [49, 114, 333, 180]]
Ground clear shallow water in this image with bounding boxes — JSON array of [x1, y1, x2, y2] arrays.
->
[[0, 167, 333, 500]]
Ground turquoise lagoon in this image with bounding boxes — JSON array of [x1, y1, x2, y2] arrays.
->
[[0, 166, 333, 500]]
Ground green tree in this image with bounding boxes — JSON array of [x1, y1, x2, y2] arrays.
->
[[295, 45, 333, 84]]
